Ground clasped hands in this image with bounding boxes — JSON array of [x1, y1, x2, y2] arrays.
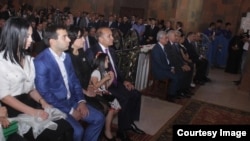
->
[[0, 106, 10, 128], [104, 71, 114, 81], [72, 102, 89, 121]]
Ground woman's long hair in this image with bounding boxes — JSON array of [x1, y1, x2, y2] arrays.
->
[[68, 26, 83, 48], [93, 53, 108, 79], [0, 17, 31, 65]]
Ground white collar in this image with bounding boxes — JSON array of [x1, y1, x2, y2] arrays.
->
[[98, 43, 109, 52], [49, 48, 66, 61]]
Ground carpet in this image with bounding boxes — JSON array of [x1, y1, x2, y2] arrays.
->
[[108, 96, 182, 141], [105, 124, 153, 141], [150, 99, 250, 141]]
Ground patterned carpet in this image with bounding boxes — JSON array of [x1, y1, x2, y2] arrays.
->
[[150, 99, 250, 141], [102, 124, 153, 141]]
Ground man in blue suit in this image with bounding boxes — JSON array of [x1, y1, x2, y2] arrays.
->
[[151, 30, 179, 102], [34, 25, 105, 141]]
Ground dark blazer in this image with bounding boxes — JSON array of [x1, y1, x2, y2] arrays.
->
[[73, 16, 82, 27], [183, 39, 199, 63], [85, 43, 125, 83], [143, 25, 159, 44], [34, 48, 85, 113], [88, 36, 98, 47], [165, 42, 185, 72], [119, 21, 132, 36], [32, 29, 43, 42], [107, 21, 118, 29], [150, 43, 172, 80]]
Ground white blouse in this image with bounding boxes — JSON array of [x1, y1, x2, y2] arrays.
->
[[91, 69, 107, 91], [0, 52, 35, 99]]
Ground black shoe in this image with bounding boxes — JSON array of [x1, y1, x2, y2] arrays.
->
[[194, 80, 205, 85], [166, 96, 177, 102], [129, 123, 145, 134], [233, 80, 241, 85], [178, 92, 191, 98], [184, 89, 194, 95], [204, 77, 211, 82], [117, 131, 131, 141], [104, 134, 116, 141]]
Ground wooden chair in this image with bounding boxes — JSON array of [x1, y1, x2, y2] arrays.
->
[[145, 51, 169, 100]]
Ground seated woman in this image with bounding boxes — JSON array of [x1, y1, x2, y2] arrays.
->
[[0, 17, 73, 141], [68, 26, 120, 141]]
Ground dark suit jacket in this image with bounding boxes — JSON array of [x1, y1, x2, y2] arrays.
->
[[143, 25, 159, 44], [73, 16, 82, 27], [85, 43, 125, 83], [107, 21, 118, 29], [34, 48, 85, 113], [88, 36, 98, 47], [183, 39, 199, 63], [151, 43, 172, 80], [32, 29, 43, 42], [165, 42, 185, 72], [119, 21, 132, 36]]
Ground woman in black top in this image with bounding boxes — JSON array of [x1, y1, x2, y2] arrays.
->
[[68, 26, 118, 141]]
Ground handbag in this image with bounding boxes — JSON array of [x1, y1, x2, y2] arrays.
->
[[2, 121, 18, 140]]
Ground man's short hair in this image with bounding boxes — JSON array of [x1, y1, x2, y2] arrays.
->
[[43, 24, 67, 46], [96, 27, 110, 41], [156, 31, 167, 41]]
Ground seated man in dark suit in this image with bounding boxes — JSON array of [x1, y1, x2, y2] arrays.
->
[[32, 22, 47, 56], [165, 30, 193, 97], [151, 30, 179, 102], [106, 15, 118, 29], [183, 32, 209, 85], [143, 18, 159, 45], [86, 27, 145, 141]]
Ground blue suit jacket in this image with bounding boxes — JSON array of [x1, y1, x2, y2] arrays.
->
[[34, 48, 85, 114], [150, 43, 172, 80]]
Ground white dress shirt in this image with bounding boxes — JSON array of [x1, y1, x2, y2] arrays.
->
[[49, 48, 71, 99], [159, 42, 170, 65], [243, 41, 249, 51], [37, 30, 43, 40], [49, 49, 85, 114], [0, 52, 35, 99]]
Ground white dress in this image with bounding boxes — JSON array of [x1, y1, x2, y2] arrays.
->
[[91, 70, 121, 110]]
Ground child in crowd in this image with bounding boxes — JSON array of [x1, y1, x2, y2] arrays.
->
[[90, 52, 121, 141]]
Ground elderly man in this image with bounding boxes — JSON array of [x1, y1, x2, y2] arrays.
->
[[150, 30, 179, 102], [86, 27, 144, 141]]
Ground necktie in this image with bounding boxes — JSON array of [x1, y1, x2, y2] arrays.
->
[[105, 49, 117, 86], [174, 43, 180, 54], [84, 37, 89, 51], [163, 46, 170, 65]]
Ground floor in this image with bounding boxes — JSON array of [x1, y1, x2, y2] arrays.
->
[[128, 68, 250, 136]]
